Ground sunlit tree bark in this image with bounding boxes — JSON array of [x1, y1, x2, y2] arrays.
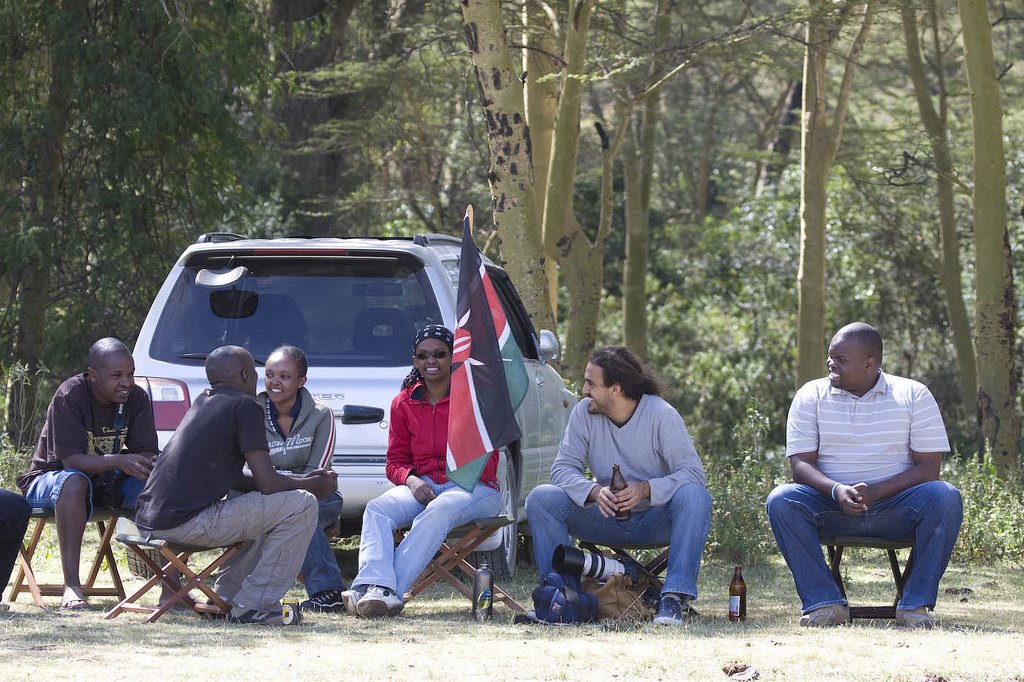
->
[[622, 0, 672, 360], [461, 0, 555, 335], [957, 0, 1018, 472], [796, 1, 873, 386], [901, 2, 976, 409]]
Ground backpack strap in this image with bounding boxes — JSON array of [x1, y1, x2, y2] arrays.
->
[[561, 580, 583, 611]]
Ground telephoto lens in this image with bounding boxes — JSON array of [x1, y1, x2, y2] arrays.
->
[[553, 545, 626, 581]]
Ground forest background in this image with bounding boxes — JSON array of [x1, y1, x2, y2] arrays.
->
[[1, 0, 1023, 565]]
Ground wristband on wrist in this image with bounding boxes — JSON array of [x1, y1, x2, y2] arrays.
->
[[830, 482, 840, 502]]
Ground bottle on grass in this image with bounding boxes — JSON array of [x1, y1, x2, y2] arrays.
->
[[472, 558, 493, 622], [729, 564, 747, 622]]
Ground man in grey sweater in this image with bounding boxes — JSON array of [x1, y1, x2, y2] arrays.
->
[[525, 346, 712, 626]]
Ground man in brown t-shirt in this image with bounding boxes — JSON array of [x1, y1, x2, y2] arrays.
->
[[18, 338, 158, 609]]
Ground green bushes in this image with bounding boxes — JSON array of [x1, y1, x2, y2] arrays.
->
[[705, 406, 788, 566], [1, 361, 45, 491], [0, 442, 30, 492], [945, 456, 1024, 563]]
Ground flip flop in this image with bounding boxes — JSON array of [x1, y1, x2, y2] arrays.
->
[[60, 598, 89, 610]]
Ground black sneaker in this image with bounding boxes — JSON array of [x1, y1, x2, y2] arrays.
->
[[301, 589, 346, 613], [228, 608, 284, 626], [653, 594, 688, 627]]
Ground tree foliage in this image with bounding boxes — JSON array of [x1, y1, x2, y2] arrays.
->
[[1, 1, 272, 440], [1, 0, 1022, 471]]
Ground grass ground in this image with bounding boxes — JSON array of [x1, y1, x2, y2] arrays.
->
[[3, 535, 1023, 681]]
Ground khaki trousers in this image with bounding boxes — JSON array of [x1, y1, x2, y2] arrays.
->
[[151, 490, 318, 613]]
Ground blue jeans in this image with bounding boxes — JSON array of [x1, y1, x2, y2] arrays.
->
[[766, 481, 963, 613], [1, 489, 32, 590], [525, 483, 713, 599], [302, 493, 346, 595], [352, 477, 502, 596], [24, 469, 145, 517]]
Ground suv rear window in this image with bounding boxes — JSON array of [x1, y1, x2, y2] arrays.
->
[[150, 252, 442, 366]]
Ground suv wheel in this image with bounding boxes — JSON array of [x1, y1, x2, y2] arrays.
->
[[471, 448, 519, 580]]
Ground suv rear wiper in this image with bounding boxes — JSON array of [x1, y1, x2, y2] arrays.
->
[[178, 352, 266, 365], [178, 353, 209, 360]]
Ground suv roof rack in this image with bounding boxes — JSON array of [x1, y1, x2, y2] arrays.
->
[[195, 232, 247, 243]]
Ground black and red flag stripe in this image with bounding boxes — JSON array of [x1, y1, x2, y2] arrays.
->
[[446, 208, 525, 490]]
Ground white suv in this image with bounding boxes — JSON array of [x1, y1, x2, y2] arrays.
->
[[131, 232, 577, 575]]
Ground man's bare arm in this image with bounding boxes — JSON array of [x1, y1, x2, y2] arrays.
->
[[243, 449, 338, 499], [63, 452, 155, 480], [851, 452, 941, 506], [790, 451, 867, 515]]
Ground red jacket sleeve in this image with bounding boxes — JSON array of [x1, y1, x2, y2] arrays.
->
[[385, 390, 415, 485]]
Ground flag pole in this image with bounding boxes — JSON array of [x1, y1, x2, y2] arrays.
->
[[465, 204, 474, 237]]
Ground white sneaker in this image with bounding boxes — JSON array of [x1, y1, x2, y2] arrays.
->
[[341, 585, 367, 615], [355, 585, 403, 619]]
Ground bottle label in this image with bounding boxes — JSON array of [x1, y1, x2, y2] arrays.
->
[[475, 588, 493, 620], [282, 601, 302, 625], [729, 595, 741, 617]]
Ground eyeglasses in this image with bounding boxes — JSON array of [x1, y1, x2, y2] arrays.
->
[[415, 350, 449, 360]]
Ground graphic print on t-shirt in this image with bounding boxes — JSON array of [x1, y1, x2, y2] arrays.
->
[[86, 425, 124, 456]]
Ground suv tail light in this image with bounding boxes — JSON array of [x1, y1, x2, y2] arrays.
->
[[135, 377, 191, 430]]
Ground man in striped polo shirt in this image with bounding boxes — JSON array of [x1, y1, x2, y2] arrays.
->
[[767, 322, 963, 629]]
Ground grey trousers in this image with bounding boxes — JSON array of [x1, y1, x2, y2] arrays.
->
[[150, 490, 318, 613]]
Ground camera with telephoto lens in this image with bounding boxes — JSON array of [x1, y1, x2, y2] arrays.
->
[[553, 544, 640, 583]]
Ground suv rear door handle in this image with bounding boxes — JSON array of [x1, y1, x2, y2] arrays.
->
[[338, 405, 385, 425]]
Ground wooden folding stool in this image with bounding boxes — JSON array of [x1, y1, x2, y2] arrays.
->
[[8, 508, 127, 607], [578, 541, 670, 587], [820, 535, 916, 619], [104, 532, 243, 623], [398, 514, 525, 613]]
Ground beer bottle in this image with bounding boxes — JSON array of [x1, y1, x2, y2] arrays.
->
[[728, 564, 747, 622], [472, 558, 493, 622], [609, 464, 630, 521]]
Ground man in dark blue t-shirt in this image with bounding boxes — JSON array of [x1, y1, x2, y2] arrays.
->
[[135, 345, 337, 626]]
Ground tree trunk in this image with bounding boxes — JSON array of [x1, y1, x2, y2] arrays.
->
[[693, 90, 724, 222], [540, 0, 595, 379], [796, 2, 873, 387], [268, 0, 361, 236], [901, 3, 977, 408], [622, 134, 648, 357], [523, 0, 561, 325], [756, 81, 802, 193], [563, 242, 605, 380], [622, 0, 671, 359], [957, 0, 1018, 472], [461, 0, 554, 335]]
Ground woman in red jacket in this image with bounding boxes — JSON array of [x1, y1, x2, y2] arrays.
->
[[344, 325, 501, 618]]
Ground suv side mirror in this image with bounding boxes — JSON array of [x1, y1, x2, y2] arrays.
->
[[537, 329, 560, 363]]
